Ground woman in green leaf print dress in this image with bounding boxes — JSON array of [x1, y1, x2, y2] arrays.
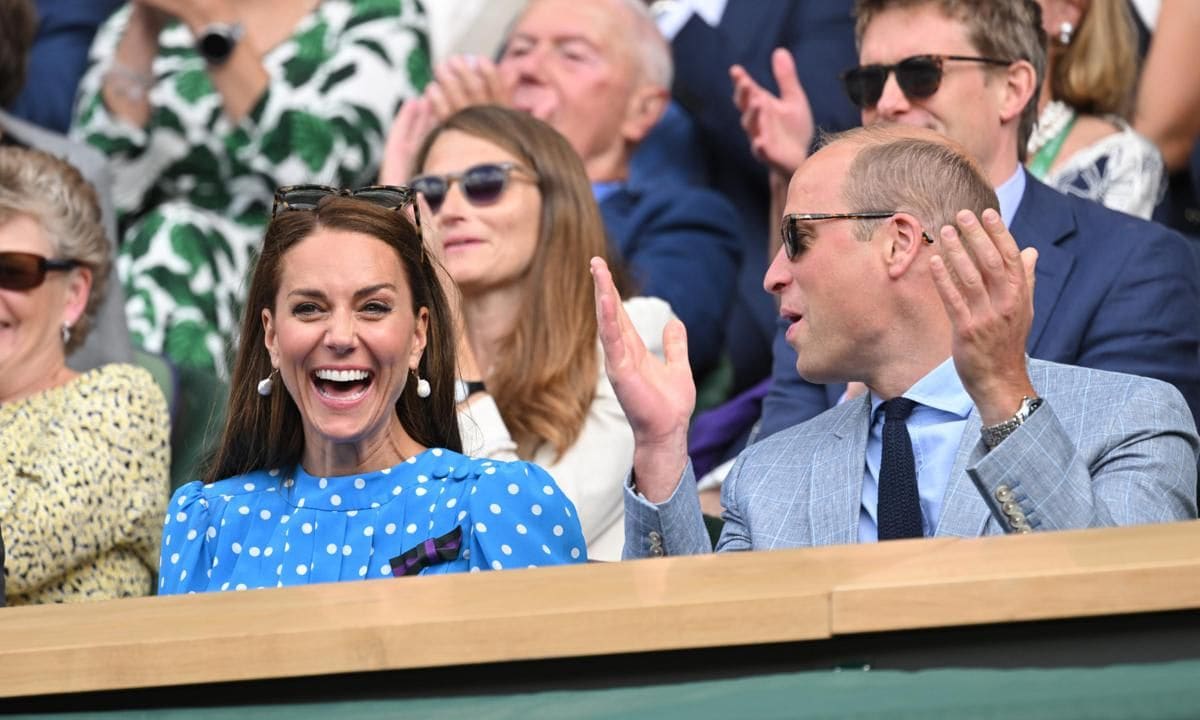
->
[[71, 0, 430, 377]]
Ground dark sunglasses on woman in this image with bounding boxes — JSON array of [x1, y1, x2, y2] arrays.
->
[[840, 54, 1012, 109], [0, 251, 83, 291], [272, 184, 417, 221], [409, 162, 536, 214]]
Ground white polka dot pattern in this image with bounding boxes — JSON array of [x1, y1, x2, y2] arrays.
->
[[158, 448, 587, 594]]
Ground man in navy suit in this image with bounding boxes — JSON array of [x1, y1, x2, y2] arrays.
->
[[739, 0, 1200, 439]]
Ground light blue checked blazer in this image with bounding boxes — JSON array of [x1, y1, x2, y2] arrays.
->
[[624, 359, 1199, 558]]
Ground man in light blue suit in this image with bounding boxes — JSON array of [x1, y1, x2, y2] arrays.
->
[[752, 0, 1200, 440], [591, 124, 1198, 557]]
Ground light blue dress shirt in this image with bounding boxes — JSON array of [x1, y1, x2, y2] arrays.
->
[[995, 165, 1026, 227], [859, 357, 974, 542]]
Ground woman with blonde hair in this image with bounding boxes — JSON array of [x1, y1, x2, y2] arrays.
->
[[410, 106, 673, 561], [0, 147, 169, 604], [1028, 0, 1163, 217]]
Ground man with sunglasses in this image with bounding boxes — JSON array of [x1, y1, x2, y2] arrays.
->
[[735, 0, 1200, 445], [596, 125, 1197, 557]]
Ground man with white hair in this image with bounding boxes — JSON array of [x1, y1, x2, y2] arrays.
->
[[384, 0, 741, 379]]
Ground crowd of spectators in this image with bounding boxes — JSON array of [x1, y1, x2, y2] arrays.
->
[[1, 0, 1199, 605]]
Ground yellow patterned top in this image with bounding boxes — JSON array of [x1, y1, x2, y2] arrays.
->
[[0, 363, 170, 605]]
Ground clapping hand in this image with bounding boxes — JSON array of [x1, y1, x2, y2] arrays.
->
[[380, 96, 438, 186], [591, 257, 693, 501], [730, 48, 815, 178], [929, 209, 1039, 426], [425, 55, 510, 120]]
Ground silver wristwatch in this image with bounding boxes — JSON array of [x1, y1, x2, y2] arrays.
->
[[980, 396, 1044, 448]]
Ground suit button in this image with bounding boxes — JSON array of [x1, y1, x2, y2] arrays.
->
[[649, 531, 662, 543], [995, 485, 1013, 502], [1002, 500, 1021, 516], [1016, 526, 1033, 534]]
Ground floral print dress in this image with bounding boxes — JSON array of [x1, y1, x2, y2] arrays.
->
[[71, 0, 430, 376]]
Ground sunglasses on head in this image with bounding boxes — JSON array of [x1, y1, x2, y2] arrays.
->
[[272, 184, 417, 221], [0, 251, 83, 291], [409, 162, 535, 214], [840, 54, 1012, 109]]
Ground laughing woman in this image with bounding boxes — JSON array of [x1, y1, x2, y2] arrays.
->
[[157, 189, 585, 594]]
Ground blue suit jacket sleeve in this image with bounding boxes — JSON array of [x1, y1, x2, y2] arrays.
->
[[599, 183, 742, 377]]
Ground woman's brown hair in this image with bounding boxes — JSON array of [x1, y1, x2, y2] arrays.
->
[[1051, 0, 1138, 117], [203, 197, 462, 483], [413, 105, 612, 460]]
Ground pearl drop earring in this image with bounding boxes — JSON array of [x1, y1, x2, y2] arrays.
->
[[257, 369, 278, 397]]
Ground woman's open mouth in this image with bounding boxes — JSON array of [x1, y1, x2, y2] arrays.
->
[[311, 368, 374, 403]]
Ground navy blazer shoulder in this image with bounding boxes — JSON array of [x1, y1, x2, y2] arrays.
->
[[598, 177, 741, 377], [760, 176, 1200, 438]]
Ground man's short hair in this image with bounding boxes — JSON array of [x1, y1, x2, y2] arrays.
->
[[854, 0, 1046, 161], [832, 125, 999, 241], [0, 0, 37, 108]]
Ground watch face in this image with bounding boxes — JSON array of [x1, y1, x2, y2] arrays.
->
[[199, 30, 235, 63]]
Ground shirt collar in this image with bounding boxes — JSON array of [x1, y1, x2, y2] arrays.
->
[[592, 180, 623, 204], [994, 166, 1025, 227], [869, 356, 973, 419]]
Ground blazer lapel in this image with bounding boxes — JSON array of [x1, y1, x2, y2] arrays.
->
[[1011, 178, 1077, 351], [933, 407, 991, 537], [808, 395, 871, 546]]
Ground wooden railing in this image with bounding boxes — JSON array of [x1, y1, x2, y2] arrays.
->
[[2, 521, 1199, 698]]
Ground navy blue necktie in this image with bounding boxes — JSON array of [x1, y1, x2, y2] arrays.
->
[[877, 397, 924, 540]]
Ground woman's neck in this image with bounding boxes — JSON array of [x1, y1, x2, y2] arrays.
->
[[300, 419, 425, 478], [460, 285, 523, 379], [0, 355, 77, 405]]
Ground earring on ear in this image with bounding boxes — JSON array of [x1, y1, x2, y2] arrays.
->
[[921, 231, 935, 245], [1058, 21, 1074, 45], [257, 369, 279, 397], [61, 323, 72, 345], [412, 369, 431, 399]]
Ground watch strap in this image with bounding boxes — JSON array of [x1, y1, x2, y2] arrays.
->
[[980, 396, 1044, 448]]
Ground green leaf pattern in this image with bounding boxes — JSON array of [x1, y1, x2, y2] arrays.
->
[[70, 0, 430, 378]]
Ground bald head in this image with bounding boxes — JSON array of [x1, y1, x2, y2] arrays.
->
[[501, 0, 672, 180], [822, 125, 998, 241]]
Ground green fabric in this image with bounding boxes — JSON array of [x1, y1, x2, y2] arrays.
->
[[70, 1, 430, 378], [14, 659, 1200, 719]]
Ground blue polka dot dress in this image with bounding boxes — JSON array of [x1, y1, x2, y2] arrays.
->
[[158, 449, 587, 594]]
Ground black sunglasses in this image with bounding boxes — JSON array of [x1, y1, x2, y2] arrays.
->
[[780, 212, 898, 260], [0, 251, 83, 291], [272, 184, 417, 222], [409, 162, 535, 214], [840, 54, 1012, 109]]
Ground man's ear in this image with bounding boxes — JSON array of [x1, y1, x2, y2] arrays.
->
[[883, 213, 927, 279], [620, 84, 668, 145], [998, 59, 1038, 126]]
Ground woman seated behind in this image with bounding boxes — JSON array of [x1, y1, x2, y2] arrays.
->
[[410, 106, 673, 562], [0, 147, 170, 605], [159, 188, 586, 594], [1028, 0, 1164, 218]]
